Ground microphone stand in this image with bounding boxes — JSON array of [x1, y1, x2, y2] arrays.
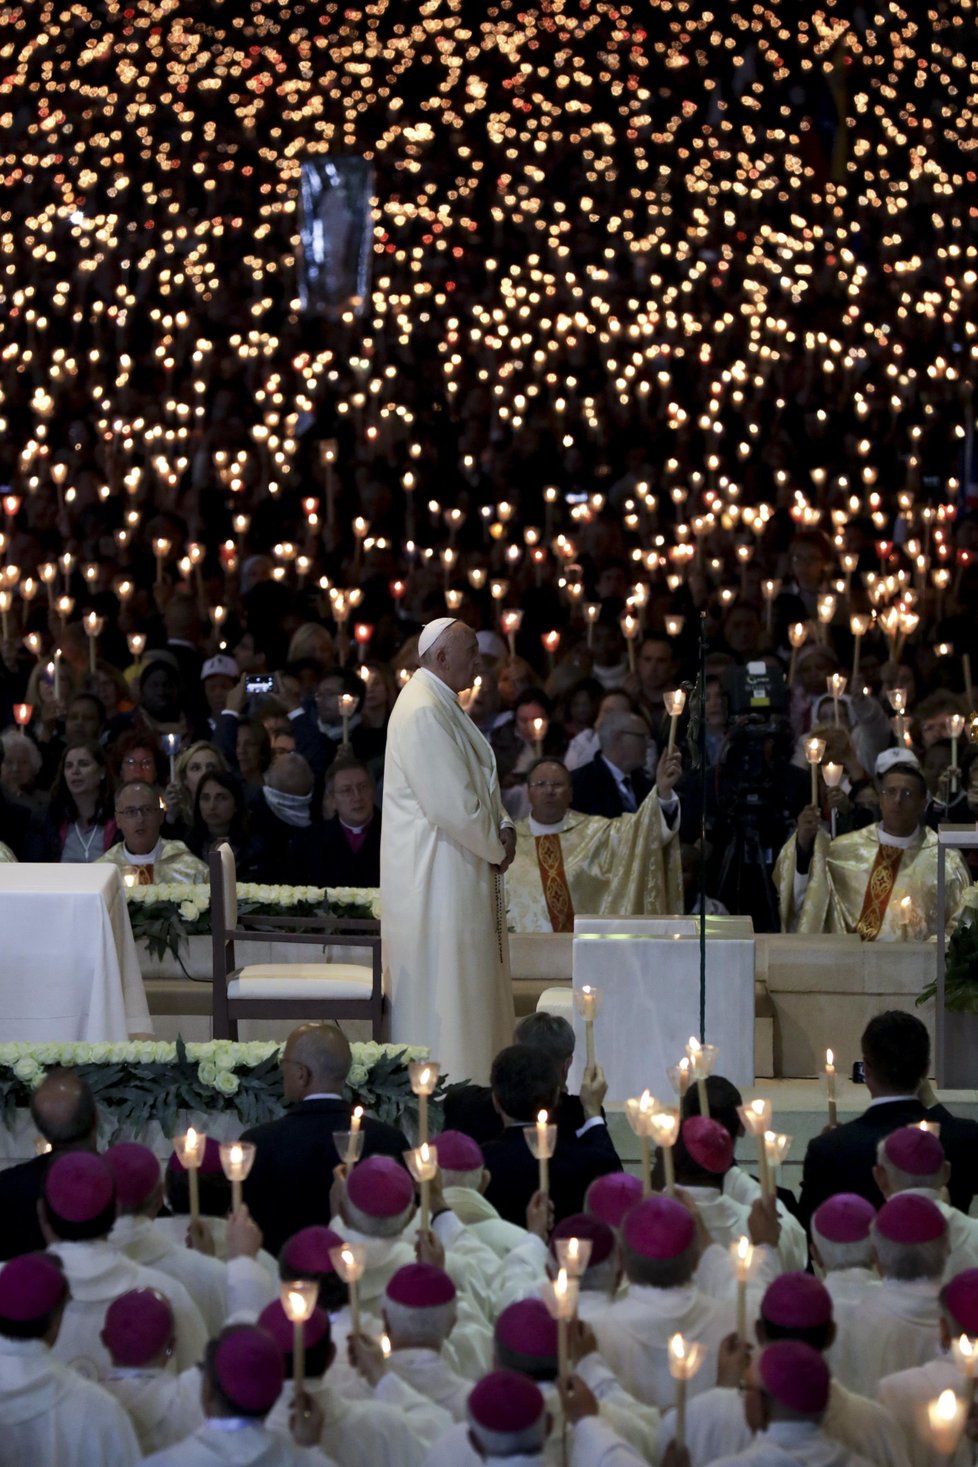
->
[[697, 610, 708, 1044]]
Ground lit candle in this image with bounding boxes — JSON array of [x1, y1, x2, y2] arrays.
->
[[174, 1126, 206, 1222], [926, 1388, 967, 1456], [337, 692, 357, 747], [900, 895, 912, 942], [737, 1099, 773, 1199], [948, 714, 966, 796], [329, 1243, 367, 1337], [573, 984, 602, 1069], [583, 602, 600, 648], [620, 611, 640, 671], [668, 1333, 705, 1450], [625, 1091, 655, 1195], [731, 1236, 754, 1345], [531, 715, 548, 759], [500, 609, 523, 658], [408, 1061, 440, 1146], [685, 1036, 717, 1117], [0, 589, 10, 641], [12, 703, 31, 728], [405, 1141, 439, 1232], [280, 1279, 318, 1397], [825, 1050, 838, 1127], [351, 1104, 363, 1136], [525, 1109, 556, 1195], [161, 732, 181, 783], [353, 623, 373, 662], [648, 1103, 681, 1195], [667, 1057, 691, 1102], [53, 648, 63, 704], [822, 762, 843, 837], [219, 1140, 256, 1212], [763, 1131, 792, 1192], [827, 672, 847, 727], [850, 614, 869, 685], [951, 1334, 978, 1405], [543, 1267, 578, 1388], [541, 629, 561, 671], [664, 689, 686, 755], [83, 611, 103, 673], [554, 1234, 593, 1279], [787, 622, 808, 685], [805, 737, 826, 806]]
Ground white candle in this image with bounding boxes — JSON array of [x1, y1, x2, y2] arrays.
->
[[825, 1050, 837, 1127]]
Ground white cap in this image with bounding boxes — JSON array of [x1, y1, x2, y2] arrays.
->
[[201, 654, 239, 681], [875, 747, 921, 779], [418, 617, 458, 657]]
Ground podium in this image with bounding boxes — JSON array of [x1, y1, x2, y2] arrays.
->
[[568, 915, 755, 1102]]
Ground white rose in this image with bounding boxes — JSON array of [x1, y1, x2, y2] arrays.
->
[[13, 1056, 41, 1082]]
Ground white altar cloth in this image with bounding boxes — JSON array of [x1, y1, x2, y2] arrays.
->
[[0, 865, 152, 1041], [569, 915, 755, 1101]]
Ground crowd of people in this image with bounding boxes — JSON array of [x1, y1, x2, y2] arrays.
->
[[0, 1011, 976, 1465]]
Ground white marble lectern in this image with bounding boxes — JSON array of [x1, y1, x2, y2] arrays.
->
[[568, 915, 755, 1102]]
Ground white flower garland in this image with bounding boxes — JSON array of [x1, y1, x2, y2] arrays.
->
[[125, 883, 381, 920]]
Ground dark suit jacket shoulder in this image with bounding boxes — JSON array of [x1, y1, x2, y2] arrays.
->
[[241, 1098, 408, 1256], [570, 754, 652, 818], [0, 1152, 55, 1260], [305, 815, 381, 889], [482, 1120, 621, 1227], [444, 1085, 589, 1148]]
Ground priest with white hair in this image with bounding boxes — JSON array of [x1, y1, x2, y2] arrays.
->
[[381, 617, 516, 1083]]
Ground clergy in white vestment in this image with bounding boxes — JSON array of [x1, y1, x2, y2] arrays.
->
[[381, 618, 516, 1084], [260, 1295, 450, 1465], [101, 1289, 205, 1455], [657, 1274, 910, 1467], [0, 1254, 141, 1467], [709, 1341, 876, 1467], [877, 1269, 978, 1467], [40, 1152, 208, 1378], [873, 1128, 978, 1279], [810, 1195, 880, 1314], [142, 1325, 339, 1466], [827, 1194, 948, 1399]]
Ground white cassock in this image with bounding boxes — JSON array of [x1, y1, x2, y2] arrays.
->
[[266, 1372, 450, 1465], [657, 1382, 910, 1467], [422, 1396, 650, 1467], [827, 1280, 942, 1398], [382, 666, 514, 1084], [103, 1365, 203, 1456], [823, 1269, 880, 1313], [710, 1420, 876, 1467], [877, 1357, 971, 1467], [721, 1165, 810, 1273], [0, 1336, 141, 1467], [48, 1238, 208, 1378], [111, 1215, 275, 1334], [590, 1280, 735, 1408], [141, 1421, 338, 1466], [384, 1347, 471, 1421]]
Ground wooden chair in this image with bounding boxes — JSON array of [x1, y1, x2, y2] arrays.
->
[[208, 846, 386, 1041]]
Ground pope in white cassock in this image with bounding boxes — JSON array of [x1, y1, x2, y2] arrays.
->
[[381, 618, 516, 1084]]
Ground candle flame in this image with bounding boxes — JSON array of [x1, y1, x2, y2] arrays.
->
[[353, 1105, 364, 1121], [230, 1143, 243, 1165], [826, 1049, 834, 1067], [555, 1267, 569, 1299], [537, 1109, 549, 1125], [934, 1389, 960, 1424]]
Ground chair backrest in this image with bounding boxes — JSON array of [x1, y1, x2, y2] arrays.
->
[[218, 841, 237, 929]]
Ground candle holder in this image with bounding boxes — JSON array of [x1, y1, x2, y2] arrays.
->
[[280, 1278, 320, 1396], [573, 985, 603, 1069], [408, 1061, 440, 1146], [219, 1140, 256, 1211], [787, 622, 808, 684], [804, 737, 826, 806], [737, 1099, 774, 1198], [12, 703, 32, 727], [127, 633, 147, 660], [500, 609, 523, 658], [625, 1091, 656, 1195], [542, 1268, 579, 1387], [404, 1142, 439, 1231], [763, 1130, 792, 1190], [731, 1236, 755, 1344], [647, 1102, 681, 1194], [668, 1333, 706, 1449], [525, 1109, 557, 1196], [664, 689, 687, 754], [329, 1242, 368, 1336], [173, 1126, 207, 1221], [685, 1036, 718, 1117], [554, 1235, 593, 1279], [667, 1057, 691, 1102]]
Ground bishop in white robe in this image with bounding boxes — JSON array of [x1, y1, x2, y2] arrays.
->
[[382, 619, 515, 1083]]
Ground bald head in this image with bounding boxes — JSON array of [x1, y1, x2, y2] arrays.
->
[[420, 621, 479, 695], [30, 1069, 97, 1148], [282, 1023, 352, 1102], [265, 753, 314, 798]]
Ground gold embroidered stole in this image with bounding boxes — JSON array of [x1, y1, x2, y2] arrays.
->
[[535, 834, 575, 933], [854, 843, 903, 941]]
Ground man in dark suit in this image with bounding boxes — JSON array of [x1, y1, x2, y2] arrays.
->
[[444, 1011, 588, 1146], [799, 1009, 978, 1227], [482, 1045, 621, 1227], [242, 1022, 408, 1256], [0, 1070, 99, 1260], [306, 758, 381, 889], [570, 709, 655, 817]]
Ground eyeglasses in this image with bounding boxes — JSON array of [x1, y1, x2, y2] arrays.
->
[[528, 781, 569, 792], [117, 806, 158, 818], [122, 755, 155, 769], [879, 787, 920, 802]]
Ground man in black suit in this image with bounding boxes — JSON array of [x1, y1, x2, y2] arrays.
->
[[242, 1022, 408, 1256], [444, 1011, 588, 1146], [570, 709, 655, 817], [799, 1009, 978, 1227], [306, 758, 381, 889], [0, 1070, 99, 1260], [482, 1045, 621, 1227]]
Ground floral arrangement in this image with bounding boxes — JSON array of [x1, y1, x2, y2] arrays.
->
[[126, 883, 381, 964], [919, 886, 978, 1012], [0, 1037, 442, 1139]]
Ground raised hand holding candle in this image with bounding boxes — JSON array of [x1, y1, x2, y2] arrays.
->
[[668, 1333, 705, 1450], [573, 984, 602, 1069], [738, 1099, 773, 1198], [731, 1236, 754, 1345], [280, 1279, 318, 1397], [525, 1109, 557, 1196], [329, 1243, 367, 1337], [824, 1050, 838, 1127], [805, 737, 826, 806], [664, 688, 686, 754], [219, 1140, 256, 1212], [408, 1061, 440, 1146], [174, 1126, 206, 1221]]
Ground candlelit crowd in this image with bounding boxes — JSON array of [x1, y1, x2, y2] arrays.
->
[[1, 1011, 978, 1464]]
